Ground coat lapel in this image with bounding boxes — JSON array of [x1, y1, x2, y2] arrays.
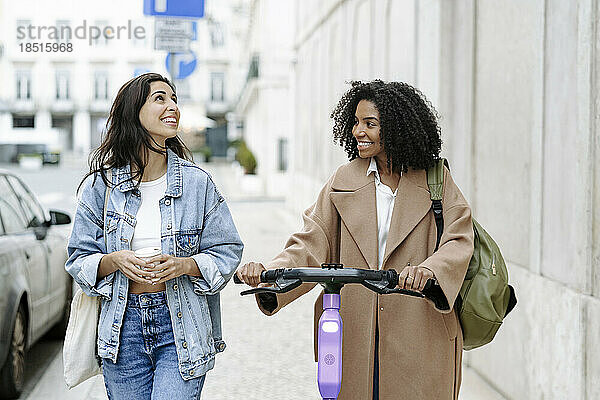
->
[[382, 168, 432, 267], [330, 158, 378, 270], [330, 186, 378, 270]]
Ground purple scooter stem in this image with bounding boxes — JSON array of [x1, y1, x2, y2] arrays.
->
[[317, 294, 343, 400]]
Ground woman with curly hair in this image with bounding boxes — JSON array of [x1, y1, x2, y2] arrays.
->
[[237, 80, 474, 400]]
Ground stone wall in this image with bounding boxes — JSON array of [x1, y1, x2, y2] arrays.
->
[[290, 0, 600, 398]]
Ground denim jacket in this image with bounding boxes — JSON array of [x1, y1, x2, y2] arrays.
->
[[65, 148, 243, 380]]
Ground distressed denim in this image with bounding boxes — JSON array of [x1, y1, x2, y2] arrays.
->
[[102, 292, 205, 400], [66, 148, 243, 380]]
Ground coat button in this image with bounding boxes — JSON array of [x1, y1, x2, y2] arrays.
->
[[177, 312, 182, 318], [165, 198, 171, 206], [182, 341, 188, 348], [173, 284, 178, 290], [166, 223, 172, 230], [380, 307, 384, 311], [189, 369, 194, 376]]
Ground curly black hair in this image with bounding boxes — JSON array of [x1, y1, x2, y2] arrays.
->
[[331, 80, 442, 173]]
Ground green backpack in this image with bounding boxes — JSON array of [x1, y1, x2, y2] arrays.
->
[[426, 159, 517, 350]]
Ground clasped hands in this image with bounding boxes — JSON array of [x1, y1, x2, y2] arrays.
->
[[105, 250, 199, 285]]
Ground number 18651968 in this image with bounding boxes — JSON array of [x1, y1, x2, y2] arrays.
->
[[19, 43, 73, 52]]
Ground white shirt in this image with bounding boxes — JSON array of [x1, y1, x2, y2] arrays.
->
[[367, 157, 400, 269], [131, 173, 167, 252]]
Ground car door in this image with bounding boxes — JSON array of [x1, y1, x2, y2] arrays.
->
[[0, 218, 17, 355], [0, 175, 49, 338], [7, 175, 68, 323]]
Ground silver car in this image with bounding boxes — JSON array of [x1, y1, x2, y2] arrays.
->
[[0, 171, 72, 399]]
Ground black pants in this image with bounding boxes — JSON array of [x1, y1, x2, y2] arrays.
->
[[373, 320, 379, 400]]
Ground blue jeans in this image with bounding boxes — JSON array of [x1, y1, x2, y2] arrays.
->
[[102, 292, 205, 400]]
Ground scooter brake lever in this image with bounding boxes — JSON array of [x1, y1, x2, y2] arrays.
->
[[380, 287, 425, 297], [240, 278, 303, 296], [362, 279, 395, 294]]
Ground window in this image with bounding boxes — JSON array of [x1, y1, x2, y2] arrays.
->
[[16, 19, 31, 44], [175, 79, 190, 101], [94, 71, 109, 100], [0, 176, 27, 233], [247, 54, 259, 80], [6, 176, 45, 229], [0, 200, 26, 234], [92, 20, 108, 47], [210, 22, 224, 48], [56, 20, 71, 44], [16, 70, 31, 100], [132, 20, 147, 48], [210, 72, 225, 102], [56, 70, 70, 100], [12, 115, 34, 128], [278, 138, 288, 172]]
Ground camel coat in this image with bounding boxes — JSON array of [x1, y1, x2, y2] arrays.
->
[[256, 157, 474, 400]]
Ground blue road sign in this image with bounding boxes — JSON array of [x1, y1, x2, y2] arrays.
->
[[144, 0, 205, 18], [165, 51, 197, 79]]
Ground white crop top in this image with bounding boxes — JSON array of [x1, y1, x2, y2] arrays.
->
[[131, 173, 167, 252]]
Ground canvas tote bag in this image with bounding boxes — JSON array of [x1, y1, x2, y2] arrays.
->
[[63, 170, 111, 389]]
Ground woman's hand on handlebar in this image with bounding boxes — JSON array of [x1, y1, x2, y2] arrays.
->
[[398, 264, 434, 291], [236, 262, 266, 287]]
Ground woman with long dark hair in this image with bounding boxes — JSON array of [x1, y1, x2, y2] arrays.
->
[[66, 72, 243, 399], [237, 80, 474, 399]]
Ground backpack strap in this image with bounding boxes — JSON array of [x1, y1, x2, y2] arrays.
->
[[427, 158, 449, 251]]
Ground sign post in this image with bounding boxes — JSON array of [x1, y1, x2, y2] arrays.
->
[[169, 51, 175, 84], [144, 0, 204, 82]]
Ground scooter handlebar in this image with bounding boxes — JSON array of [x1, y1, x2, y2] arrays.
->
[[233, 266, 436, 299]]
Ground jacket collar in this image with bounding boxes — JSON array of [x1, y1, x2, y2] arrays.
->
[[329, 157, 431, 269], [113, 148, 183, 197]]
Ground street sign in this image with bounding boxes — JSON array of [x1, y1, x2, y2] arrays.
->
[[154, 19, 193, 52], [165, 52, 197, 79], [155, 36, 190, 52], [155, 19, 194, 38], [143, 0, 205, 19]]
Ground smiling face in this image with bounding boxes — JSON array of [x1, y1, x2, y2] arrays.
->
[[138, 81, 180, 146], [352, 99, 385, 161]]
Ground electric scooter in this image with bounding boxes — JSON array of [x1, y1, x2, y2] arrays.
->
[[234, 263, 435, 400]]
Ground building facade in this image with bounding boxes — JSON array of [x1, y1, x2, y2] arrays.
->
[[0, 0, 249, 161], [233, 0, 295, 195], [199, 0, 251, 158]]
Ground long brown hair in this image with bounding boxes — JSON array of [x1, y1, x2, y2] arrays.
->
[[78, 72, 192, 193]]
